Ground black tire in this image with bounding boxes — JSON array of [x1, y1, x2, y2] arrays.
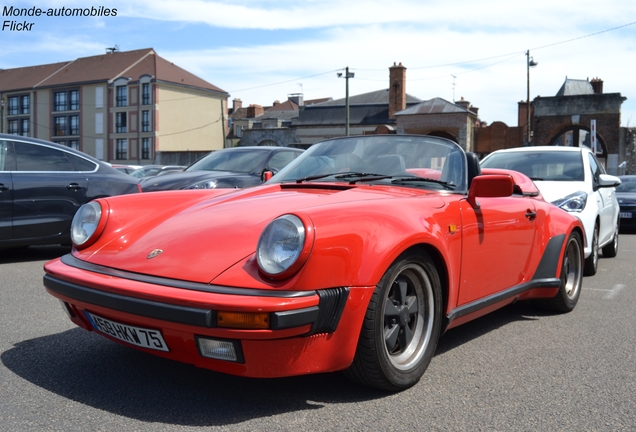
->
[[542, 231, 584, 312], [583, 224, 599, 276], [344, 252, 442, 391], [601, 220, 619, 258]]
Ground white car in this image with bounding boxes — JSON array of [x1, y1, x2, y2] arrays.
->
[[481, 146, 621, 276]]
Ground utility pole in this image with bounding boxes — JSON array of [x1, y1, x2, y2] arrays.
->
[[526, 50, 538, 144], [338, 67, 355, 136]]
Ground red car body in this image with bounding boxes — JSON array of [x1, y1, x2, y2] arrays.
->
[[44, 135, 585, 391]]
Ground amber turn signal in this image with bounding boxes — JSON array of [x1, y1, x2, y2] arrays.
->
[[217, 311, 270, 329]]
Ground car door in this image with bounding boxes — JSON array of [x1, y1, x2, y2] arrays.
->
[[0, 140, 14, 241], [457, 194, 537, 306], [588, 153, 616, 245], [11, 140, 88, 241]]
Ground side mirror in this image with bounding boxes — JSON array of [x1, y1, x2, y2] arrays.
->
[[262, 170, 274, 182], [599, 174, 621, 188], [468, 175, 514, 208]]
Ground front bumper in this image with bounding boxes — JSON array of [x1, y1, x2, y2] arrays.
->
[[44, 255, 373, 377]]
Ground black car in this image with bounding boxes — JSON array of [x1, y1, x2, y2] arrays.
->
[[140, 146, 304, 192], [130, 164, 186, 178], [617, 175, 636, 230], [0, 134, 141, 249]]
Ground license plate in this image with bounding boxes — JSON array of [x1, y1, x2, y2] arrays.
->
[[620, 212, 632, 219], [84, 312, 169, 352]]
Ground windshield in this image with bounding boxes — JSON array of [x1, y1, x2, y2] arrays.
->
[[269, 135, 467, 192], [481, 150, 585, 181], [187, 149, 270, 173], [616, 177, 636, 192]]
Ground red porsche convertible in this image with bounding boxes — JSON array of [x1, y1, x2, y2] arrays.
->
[[44, 135, 585, 391]]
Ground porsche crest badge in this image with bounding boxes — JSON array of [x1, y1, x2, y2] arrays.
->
[[147, 249, 163, 259]]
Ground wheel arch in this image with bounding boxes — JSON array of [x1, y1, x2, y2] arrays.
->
[[396, 243, 451, 332]]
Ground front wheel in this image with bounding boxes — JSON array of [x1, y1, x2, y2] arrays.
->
[[584, 224, 599, 276], [543, 231, 584, 312], [344, 252, 442, 391], [601, 220, 619, 258]]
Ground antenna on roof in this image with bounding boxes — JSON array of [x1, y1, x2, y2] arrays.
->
[[106, 45, 120, 54]]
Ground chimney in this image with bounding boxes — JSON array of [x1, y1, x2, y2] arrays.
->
[[273, 100, 280, 106], [389, 62, 406, 119], [288, 93, 304, 106], [246, 104, 264, 118], [590, 78, 604, 94], [233, 98, 243, 110], [455, 96, 471, 111]]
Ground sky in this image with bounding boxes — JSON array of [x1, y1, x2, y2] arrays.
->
[[1, 0, 635, 128]]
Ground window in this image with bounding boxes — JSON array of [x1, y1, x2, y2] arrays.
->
[[54, 116, 67, 136], [14, 142, 74, 171], [8, 120, 19, 134], [70, 115, 79, 135], [142, 110, 150, 132], [116, 112, 127, 133], [235, 125, 244, 137], [70, 90, 80, 110], [7, 119, 29, 136], [268, 151, 297, 171], [53, 90, 79, 111], [8, 96, 19, 115], [21, 96, 29, 114], [116, 139, 128, 160], [8, 95, 30, 115], [21, 119, 30, 136], [53, 115, 79, 136], [116, 86, 127, 107], [54, 91, 67, 111], [142, 83, 151, 105], [142, 137, 151, 159]]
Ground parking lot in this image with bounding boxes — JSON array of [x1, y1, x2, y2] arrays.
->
[[1, 235, 635, 431]]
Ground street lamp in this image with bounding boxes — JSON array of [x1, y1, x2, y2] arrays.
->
[[526, 50, 538, 144], [337, 67, 355, 136]]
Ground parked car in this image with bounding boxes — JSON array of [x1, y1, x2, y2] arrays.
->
[[111, 163, 142, 175], [616, 175, 636, 230], [44, 135, 584, 391], [0, 134, 141, 249], [139, 146, 304, 191], [130, 165, 186, 179], [481, 146, 621, 276]]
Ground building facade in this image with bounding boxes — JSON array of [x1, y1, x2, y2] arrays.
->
[[0, 48, 229, 165]]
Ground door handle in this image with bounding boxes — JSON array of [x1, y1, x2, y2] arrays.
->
[[67, 183, 83, 191], [525, 210, 536, 221], [0, 183, 8, 192]]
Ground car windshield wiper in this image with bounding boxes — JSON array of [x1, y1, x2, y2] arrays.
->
[[530, 177, 545, 181], [296, 172, 390, 183], [390, 176, 457, 190]]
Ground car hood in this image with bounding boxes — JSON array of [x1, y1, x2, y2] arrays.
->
[[617, 192, 636, 204], [532, 180, 587, 203], [140, 170, 249, 191], [79, 184, 445, 284]]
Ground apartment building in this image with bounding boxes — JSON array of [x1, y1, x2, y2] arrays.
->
[[0, 48, 229, 165]]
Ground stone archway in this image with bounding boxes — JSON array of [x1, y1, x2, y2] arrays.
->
[[258, 139, 279, 146], [547, 125, 607, 160]]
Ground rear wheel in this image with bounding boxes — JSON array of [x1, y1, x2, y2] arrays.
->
[[583, 224, 599, 276], [543, 231, 583, 312], [344, 252, 442, 391]]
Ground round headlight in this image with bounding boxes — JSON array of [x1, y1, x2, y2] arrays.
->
[[71, 201, 105, 248], [257, 214, 312, 279]]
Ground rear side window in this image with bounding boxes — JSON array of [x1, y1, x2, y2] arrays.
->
[[67, 153, 98, 171], [14, 142, 74, 172]]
